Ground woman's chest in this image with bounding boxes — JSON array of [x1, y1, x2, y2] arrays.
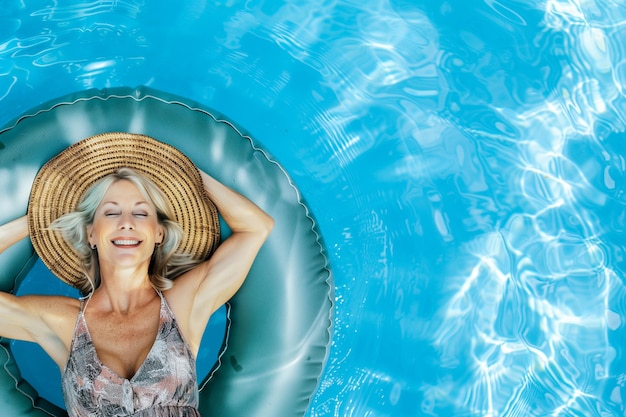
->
[[85, 309, 162, 380]]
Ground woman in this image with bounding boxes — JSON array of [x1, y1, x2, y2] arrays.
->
[[0, 133, 274, 416]]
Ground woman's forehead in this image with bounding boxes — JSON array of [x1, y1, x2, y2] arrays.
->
[[100, 180, 153, 206]]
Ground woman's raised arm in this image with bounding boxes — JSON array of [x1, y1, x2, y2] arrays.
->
[[167, 170, 274, 353], [192, 170, 274, 309], [0, 215, 29, 254], [0, 215, 76, 367]]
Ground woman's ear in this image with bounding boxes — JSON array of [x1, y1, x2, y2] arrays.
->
[[86, 225, 94, 247], [157, 226, 164, 244]]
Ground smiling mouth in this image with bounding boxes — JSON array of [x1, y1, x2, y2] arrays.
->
[[112, 239, 141, 246]]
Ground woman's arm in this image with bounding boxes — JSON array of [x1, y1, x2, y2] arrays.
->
[[0, 215, 77, 368], [0, 292, 77, 368], [0, 215, 29, 254], [0, 215, 37, 341], [168, 170, 274, 351], [193, 170, 274, 307]]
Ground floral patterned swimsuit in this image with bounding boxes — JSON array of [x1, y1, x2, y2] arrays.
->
[[62, 291, 200, 417]]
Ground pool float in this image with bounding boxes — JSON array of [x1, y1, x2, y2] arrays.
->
[[0, 86, 333, 417]]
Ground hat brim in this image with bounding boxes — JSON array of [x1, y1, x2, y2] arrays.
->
[[27, 132, 220, 287]]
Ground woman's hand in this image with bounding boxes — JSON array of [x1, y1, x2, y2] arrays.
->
[[0, 215, 29, 254], [198, 170, 275, 239]]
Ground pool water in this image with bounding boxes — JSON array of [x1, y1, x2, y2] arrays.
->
[[1, 1, 626, 416]]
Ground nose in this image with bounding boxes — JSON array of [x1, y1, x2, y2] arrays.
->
[[118, 212, 134, 230]]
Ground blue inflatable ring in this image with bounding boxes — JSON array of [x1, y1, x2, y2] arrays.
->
[[0, 87, 333, 417]]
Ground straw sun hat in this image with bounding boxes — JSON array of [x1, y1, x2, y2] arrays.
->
[[27, 132, 220, 287]]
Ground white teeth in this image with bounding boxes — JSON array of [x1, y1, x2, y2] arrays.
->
[[113, 240, 140, 246]]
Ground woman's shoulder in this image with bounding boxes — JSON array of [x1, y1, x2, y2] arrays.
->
[[32, 295, 83, 357]]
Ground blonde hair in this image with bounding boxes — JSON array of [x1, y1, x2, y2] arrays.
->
[[49, 167, 201, 295]]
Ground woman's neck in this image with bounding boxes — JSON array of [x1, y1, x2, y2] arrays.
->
[[93, 270, 156, 314]]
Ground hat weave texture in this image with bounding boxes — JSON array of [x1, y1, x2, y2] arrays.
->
[[27, 132, 220, 287]]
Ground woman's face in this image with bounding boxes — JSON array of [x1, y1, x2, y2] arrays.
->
[[87, 179, 164, 272]]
